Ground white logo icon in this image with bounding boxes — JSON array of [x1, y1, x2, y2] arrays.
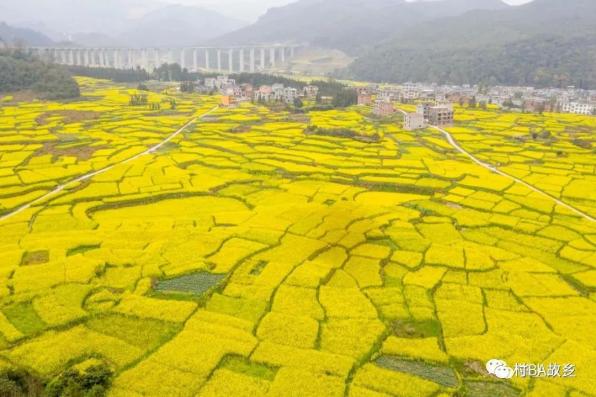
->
[[486, 359, 514, 379]]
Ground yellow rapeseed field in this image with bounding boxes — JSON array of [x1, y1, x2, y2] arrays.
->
[[0, 78, 594, 396]]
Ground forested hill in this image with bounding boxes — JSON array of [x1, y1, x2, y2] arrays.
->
[[212, 0, 509, 54], [347, 0, 596, 88], [0, 51, 79, 99]]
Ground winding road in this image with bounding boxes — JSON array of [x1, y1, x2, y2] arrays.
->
[[396, 108, 595, 223], [0, 106, 219, 223]]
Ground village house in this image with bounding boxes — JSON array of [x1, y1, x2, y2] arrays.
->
[[358, 93, 373, 106], [240, 83, 254, 100], [254, 85, 274, 102], [221, 95, 234, 107], [416, 103, 432, 122], [400, 83, 421, 101], [561, 101, 594, 115], [428, 104, 454, 126], [272, 84, 285, 101], [204, 75, 236, 92], [283, 87, 299, 104], [319, 96, 334, 105], [373, 99, 395, 117], [303, 85, 319, 100], [404, 112, 426, 131]]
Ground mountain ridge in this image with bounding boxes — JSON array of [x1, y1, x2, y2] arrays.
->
[[346, 0, 596, 88], [211, 0, 510, 54], [0, 22, 54, 46]]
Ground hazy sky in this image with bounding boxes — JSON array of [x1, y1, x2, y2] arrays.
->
[[161, 0, 535, 21]]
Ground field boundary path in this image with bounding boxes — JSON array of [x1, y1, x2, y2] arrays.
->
[[395, 108, 595, 223], [0, 106, 219, 223]]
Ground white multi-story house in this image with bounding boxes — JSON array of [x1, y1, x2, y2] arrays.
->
[[303, 85, 319, 100], [561, 101, 595, 115], [204, 76, 235, 91], [283, 87, 299, 104], [272, 84, 285, 101], [404, 112, 426, 131]]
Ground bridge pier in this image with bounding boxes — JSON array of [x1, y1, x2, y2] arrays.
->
[[250, 48, 255, 73], [180, 49, 186, 71], [270, 47, 276, 68], [228, 49, 233, 73]]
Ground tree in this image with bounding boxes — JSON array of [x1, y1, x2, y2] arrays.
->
[[332, 88, 358, 108], [129, 94, 148, 106], [154, 63, 190, 82], [180, 81, 195, 93], [293, 97, 303, 108], [468, 96, 477, 108]]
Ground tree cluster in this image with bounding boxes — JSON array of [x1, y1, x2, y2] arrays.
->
[[45, 364, 113, 397], [0, 49, 79, 99], [0, 368, 44, 397], [347, 36, 596, 89]]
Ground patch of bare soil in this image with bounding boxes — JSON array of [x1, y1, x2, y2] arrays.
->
[[36, 110, 102, 125], [36, 141, 107, 161]]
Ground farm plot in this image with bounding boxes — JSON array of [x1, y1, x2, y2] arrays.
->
[[0, 81, 594, 397], [445, 108, 596, 218]]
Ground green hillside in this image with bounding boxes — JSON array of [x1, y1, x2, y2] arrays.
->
[[0, 50, 79, 99], [213, 0, 509, 54], [347, 0, 596, 88]]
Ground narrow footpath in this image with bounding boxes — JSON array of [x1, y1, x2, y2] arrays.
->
[[0, 106, 219, 223], [396, 109, 595, 223]]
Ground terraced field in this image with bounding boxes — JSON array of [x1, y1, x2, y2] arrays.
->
[[0, 79, 594, 397]]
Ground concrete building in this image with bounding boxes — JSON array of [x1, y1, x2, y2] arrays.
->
[[272, 84, 285, 101], [428, 104, 454, 126], [254, 85, 274, 102], [303, 85, 319, 100], [373, 99, 395, 117], [204, 75, 235, 91], [561, 101, 595, 115], [404, 112, 426, 131], [283, 87, 299, 104], [240, 84, 254, 100], [358, 93, 373, 106], [221, 95, 234, 107], [417, 103, 432, 122]]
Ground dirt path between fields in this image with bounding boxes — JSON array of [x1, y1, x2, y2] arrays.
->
[[0, 106, 219, 223], [395, 108, 595, 223]]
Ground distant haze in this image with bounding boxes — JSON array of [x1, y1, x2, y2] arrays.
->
[[163, 0, 535, 21]]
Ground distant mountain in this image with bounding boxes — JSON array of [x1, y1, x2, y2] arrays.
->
[[118, 5, 247, 48], [0, 22, 53, 46], [347, 0, 596, 88], [0, 0, 160, 39], [0, 0, 246, 48], [212, 0, 509, 53], [69, 33, 123, 48]]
